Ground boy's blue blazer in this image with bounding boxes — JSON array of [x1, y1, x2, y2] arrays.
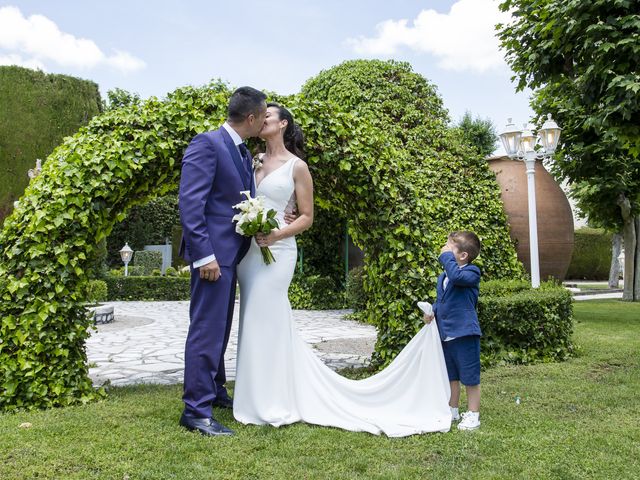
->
[[432, 251, 482, 341]]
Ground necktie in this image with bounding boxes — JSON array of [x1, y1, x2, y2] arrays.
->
[[238, 144, 252, 176]]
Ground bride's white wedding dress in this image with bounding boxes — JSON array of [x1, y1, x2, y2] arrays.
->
[[234, 157, 452, 437]]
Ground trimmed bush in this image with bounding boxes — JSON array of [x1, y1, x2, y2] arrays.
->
[[296, 205, 346, 286], [289, 273, 345, 310], [165, 267, 178, 277], [480, 278, 531, 296], [479, 282, 574, 367], [0, 66, 101, 222], [133, 250, 163, 275], [84, 280, 108, 305], [566, 228, 613, 280], [105, 275, 190, 301], [345, 266, 366, 311], [109, 266, 145, 277]]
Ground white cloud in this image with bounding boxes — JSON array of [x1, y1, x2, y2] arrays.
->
[[346, 0, 511, 73], [0, 53, 46, 70], [0, 5, 146, 73]]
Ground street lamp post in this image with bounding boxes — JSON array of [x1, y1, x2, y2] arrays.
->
[[500, 114, 562, 288], [119, 243, 134, 277]]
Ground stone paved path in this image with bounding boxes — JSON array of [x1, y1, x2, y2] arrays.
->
[[86, 301, 376, 387], [86, 291, 618, 387]]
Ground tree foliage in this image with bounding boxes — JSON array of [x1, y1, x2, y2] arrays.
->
[[104, 88, 141, 111], [455, 111, 498, 157], [498, 0, 640, 299], [0, 66, 102, 223]]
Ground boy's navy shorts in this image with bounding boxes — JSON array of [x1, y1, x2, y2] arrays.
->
[[442, 335, 480, 386]]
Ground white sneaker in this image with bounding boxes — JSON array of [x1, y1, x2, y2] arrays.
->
[[450, 407, 460, 421], [457, 411, 480, 431]]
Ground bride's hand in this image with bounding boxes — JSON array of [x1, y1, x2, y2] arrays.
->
[[255, 231, 279, 247]]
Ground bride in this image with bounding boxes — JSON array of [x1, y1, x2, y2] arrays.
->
[[234, 103, 452, 437]]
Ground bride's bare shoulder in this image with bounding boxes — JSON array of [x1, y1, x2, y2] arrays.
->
[[293, 157, 312, 179]]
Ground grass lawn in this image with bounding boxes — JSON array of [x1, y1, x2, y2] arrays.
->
[[1, 300, 639, 479], [575, 283, 620, 291]]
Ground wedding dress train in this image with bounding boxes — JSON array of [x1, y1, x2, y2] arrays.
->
[[234, 157, 452, 437]]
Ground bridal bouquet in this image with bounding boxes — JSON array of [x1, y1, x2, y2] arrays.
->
[[232, 191, 279, 264]]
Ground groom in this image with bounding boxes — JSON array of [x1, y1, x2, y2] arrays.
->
[[178, 86, 267, 436]]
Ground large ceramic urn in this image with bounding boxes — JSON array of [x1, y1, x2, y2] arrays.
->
[[488, 156, 574, 281]]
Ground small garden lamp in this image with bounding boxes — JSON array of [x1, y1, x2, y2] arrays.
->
[[119, 243, 134, 276], [499, 115, 561, 288]]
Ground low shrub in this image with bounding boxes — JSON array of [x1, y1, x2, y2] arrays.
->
[[84, 280, 108, 305], [105, 275, 190, 301], [478, 281, 574, 367], [165, 267, 178, 277], [345, 266, 366, 311], [133, 250, 162, 275], [109, 266, 144, 277], [289, 273, 345, 310], [479, 278, 531, 296], [566, 227, 612, 280]]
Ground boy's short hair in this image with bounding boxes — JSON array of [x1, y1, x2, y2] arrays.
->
[[449, 231, 481, 262]]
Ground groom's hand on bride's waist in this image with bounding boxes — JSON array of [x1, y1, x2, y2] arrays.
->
[[284, 208, 297, 225], [199, 260, 221, 282]]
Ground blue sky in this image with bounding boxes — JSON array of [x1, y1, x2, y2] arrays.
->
[[1, 1, 535, 154]]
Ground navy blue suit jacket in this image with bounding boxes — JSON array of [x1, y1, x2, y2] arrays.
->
[[432, 251, 482, 341], [178, 127, 254, 267]]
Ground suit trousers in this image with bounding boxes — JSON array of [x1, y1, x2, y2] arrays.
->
[[182, 265, 237, 418]]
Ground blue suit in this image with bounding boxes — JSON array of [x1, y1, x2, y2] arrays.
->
[[178, 127, 254, 418], [432, 251, 482, 341]]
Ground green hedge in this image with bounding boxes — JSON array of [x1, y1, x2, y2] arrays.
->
[[133, 250, 163, 275], [288, 273, 345, 310], [566, 228, 613, 280], [296, 205, 346, 287], [84, 280, 108, 305], [479, 278, 531, 296], [0, 66, 101, 223], [105, 275, 190, 301], [478, 281, 574, 367], [345, 266, 367, 312]]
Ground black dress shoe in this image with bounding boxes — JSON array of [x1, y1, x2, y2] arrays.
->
[[179, 413, 234, 436], [212, 396, 233, 409]]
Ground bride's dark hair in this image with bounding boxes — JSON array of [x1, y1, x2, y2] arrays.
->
[[267, 102, 305, 160]]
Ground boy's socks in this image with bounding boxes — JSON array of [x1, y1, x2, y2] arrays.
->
[[457, 411, 480, 431], [450, 407, 460, 421]]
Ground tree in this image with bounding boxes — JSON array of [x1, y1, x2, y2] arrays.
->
[[456, 111, 497, 157], [498, 0, 640, 300], [104, 87, 141, 110]]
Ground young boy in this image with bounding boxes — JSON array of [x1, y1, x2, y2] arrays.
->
[[424, 231, 482, 431]]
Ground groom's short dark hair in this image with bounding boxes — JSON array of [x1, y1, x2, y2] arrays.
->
[[228, 86, 267, 123]]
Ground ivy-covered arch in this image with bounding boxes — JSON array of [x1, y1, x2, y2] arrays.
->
[[0, 60, 522, 411]]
